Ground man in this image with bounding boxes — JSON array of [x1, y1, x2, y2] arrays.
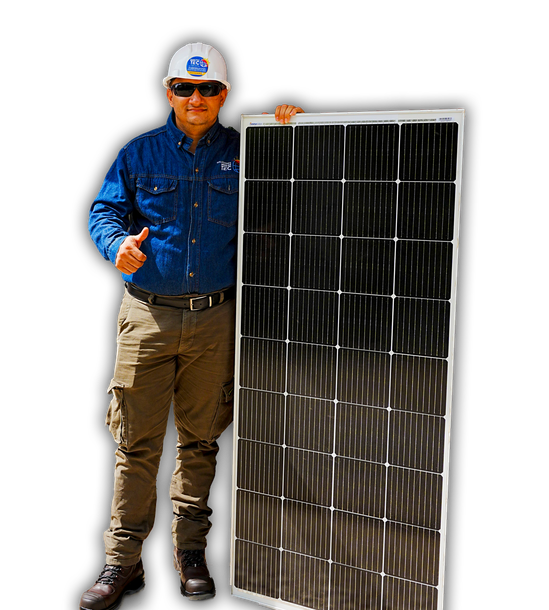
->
[[81, 42, 302, 610]]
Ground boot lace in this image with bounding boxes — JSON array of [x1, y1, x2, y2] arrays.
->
[[96, 565, 124, 585], [179, 550, 206, 569]]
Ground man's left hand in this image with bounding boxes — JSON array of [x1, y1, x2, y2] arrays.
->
[[274, 105, 304, 124]]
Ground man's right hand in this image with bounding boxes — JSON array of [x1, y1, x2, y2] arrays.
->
[[115, 227, 149, 274]]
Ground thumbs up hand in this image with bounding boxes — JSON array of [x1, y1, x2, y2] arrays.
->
[[115, 227, 149, 274]]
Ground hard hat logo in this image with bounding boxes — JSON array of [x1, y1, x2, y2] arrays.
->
[[187, 57, 209, 78]]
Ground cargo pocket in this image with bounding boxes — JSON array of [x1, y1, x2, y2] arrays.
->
[[209, 378, 234, 440], [106, 379, 127, 448]]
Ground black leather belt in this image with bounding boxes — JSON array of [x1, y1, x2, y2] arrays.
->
[[126, 283, 235, 311]]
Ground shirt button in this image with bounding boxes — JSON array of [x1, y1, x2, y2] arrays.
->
[[189, 272, 194, 277], [192, 239, 196, 244], [195, 168, 199, 173], [194, 202, 198, 208]]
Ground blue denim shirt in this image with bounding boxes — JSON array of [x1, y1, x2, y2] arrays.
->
[[89, 112, 240, 295]]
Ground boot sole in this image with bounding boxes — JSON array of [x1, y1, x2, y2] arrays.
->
[[80, 575, 145, 610], [180, 582, 216, 601]]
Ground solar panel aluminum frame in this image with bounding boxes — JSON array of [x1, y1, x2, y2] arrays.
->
[[231, 109, 465, 610]]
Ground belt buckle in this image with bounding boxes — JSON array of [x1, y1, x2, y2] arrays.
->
[[189, 295, 213, 311]]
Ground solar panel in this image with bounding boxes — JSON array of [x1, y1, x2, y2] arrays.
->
[[231, 110, 464, 610]]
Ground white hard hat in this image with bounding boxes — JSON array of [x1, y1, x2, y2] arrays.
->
[[163, 42, 231, 91]]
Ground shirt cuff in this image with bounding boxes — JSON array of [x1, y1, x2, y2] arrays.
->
[[107, 235, 127, 266]]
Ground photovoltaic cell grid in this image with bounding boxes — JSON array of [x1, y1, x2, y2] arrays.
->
[[231, 111, 464, 610]]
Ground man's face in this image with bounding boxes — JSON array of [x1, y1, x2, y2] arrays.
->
[[167, 78, 228, 136]]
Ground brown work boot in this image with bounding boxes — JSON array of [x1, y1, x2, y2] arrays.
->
[[79, 561, 145, 609], [173, 548, 216, 600]]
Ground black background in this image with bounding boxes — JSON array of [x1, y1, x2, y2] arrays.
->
[[32, 14, 494, 610]]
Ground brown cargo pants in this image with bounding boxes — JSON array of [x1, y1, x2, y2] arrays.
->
[[103, 288, 235, 566]]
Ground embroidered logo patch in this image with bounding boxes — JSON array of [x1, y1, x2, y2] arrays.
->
[[217, 159, 240, 173]]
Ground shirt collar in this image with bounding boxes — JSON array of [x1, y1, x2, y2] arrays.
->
[[166, 111, 222, 151]]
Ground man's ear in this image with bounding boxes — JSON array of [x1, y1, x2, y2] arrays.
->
[[219, 88, 228, 107], [166, 87, 174, 108]]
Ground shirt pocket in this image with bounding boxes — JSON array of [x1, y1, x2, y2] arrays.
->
[[207, 177, 238, 227], [135, 177, 178, 225]]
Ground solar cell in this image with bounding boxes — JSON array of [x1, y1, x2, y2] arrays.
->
[[232, 110, 464, 610]]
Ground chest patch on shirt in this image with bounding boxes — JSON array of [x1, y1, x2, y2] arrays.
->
[[217, 159, 240, 173]]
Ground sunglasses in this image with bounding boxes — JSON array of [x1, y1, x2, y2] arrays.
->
[[170, 82, 225, 98]]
